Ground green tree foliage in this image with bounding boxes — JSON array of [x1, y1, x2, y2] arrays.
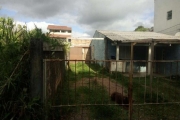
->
[[0, 17, 43, 120], [134, 25, 153, 32], [0, 17, 35, 120], [0, 17, 70, 119]]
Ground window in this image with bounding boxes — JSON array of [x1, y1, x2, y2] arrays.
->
[[167, 10, 172, 20], [68, 39, 71, 42], [61, 30, 66, 33], [50, 30, 60, 32]]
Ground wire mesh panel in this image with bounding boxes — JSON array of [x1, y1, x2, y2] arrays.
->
[[44, 59, 180, 120]]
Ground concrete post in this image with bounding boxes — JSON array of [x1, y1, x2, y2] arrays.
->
[[30, 39, 43, 101], [116, 45, 119, 60], [148, 42, 154, 75]]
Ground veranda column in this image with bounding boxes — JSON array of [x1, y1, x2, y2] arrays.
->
[[116, 45, 119, 60], [148, 42, 154, 75]]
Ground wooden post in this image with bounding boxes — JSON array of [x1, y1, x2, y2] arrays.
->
[[129, 43, 134, 120], [30, 39, 43, 101]]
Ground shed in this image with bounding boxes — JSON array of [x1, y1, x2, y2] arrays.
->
[[91, 30, 180, 75]]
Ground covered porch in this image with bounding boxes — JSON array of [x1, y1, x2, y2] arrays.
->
[[102, 31, 180, 76]]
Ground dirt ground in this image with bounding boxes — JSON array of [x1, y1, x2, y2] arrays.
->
[[70, 77, 127, 120], [75, 77, 127, 96]]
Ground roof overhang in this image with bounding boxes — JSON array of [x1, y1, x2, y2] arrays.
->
[[98, 30, 180, 44]]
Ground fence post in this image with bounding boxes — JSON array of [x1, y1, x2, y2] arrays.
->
[[129, 43, 134, 120], [30, 39, 43, 102]]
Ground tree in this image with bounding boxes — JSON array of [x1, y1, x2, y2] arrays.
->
[[0, 17, 70, 119], [134, 26, 153, 32], [0, 17, 43, 119]]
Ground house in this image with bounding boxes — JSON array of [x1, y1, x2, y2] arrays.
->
[[43, 25, 72, 59], [154, 0, 180, 76], [47, 25, 72, 40], [154, 0, 180, 36], [91, 30, 180, 75]]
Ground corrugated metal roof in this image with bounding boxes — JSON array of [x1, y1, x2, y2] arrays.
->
[[98, 30, 180, 43]]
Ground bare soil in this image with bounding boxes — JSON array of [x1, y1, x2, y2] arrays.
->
[[69, 77, 127, 120], [74, 77, 127, 96]]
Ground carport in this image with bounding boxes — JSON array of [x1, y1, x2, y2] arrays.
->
[[99, 31, 180, 75]]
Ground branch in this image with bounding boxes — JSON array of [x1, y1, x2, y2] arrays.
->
[[9, 50, 29, 79]]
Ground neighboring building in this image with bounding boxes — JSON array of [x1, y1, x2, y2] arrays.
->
[[47, 25, 72, 40], [154, 0, 180, 76], [92, 30, 180, 75], [154, 0, 180, 35], [68, 38, 92, 60]]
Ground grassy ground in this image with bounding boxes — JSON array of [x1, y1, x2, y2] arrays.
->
[[51, 62, 180, 119]]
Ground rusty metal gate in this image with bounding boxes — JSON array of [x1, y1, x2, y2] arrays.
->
[[43, 59, 180, 120]]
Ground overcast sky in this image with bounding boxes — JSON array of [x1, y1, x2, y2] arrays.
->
[[0, 0, 154, 37]]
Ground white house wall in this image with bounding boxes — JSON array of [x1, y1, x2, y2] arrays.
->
[[154, 0, 180, 76], [154, 0, 180, 35]]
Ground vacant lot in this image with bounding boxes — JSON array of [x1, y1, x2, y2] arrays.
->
[[51, 62, 180, 120]]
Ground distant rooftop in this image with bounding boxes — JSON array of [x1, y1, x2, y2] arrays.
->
[[97, 30, 180, 43], [47, 25, 71, 31]]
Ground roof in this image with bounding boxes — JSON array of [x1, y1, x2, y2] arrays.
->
[[47, 25, 71, 31], [97, 30, 180, 43], [49, 34, 71, 38]]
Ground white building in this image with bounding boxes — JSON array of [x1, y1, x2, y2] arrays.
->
[[47, 25, 72, 40], [154, 0, 180, 36]]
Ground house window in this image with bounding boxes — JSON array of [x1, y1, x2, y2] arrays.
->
[[167, 10, 172, 20], [50, 30, 60, 32], [68, 39, 71, 42]]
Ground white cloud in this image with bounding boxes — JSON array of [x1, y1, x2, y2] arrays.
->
[[16, 21, 91, 37], [72, 31, 91, 38], [2, 0, 154, 37], [16, 21, 53, 33]]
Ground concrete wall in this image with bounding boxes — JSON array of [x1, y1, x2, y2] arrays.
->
[[69, 47, 91, 60], [154, 0, 180, 35], [91, 31, 105, 61], [69, 47, 83, 60], [68, 39, 91, 60], [70, 39, 91, 47]]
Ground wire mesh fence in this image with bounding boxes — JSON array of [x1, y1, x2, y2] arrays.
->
[[44, 59, 180, 120]]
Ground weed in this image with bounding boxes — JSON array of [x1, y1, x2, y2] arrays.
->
[[52, 62, 180, 119]]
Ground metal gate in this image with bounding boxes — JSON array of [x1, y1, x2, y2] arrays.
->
[[43, 59, 180, 120]]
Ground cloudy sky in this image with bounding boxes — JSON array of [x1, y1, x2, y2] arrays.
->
[[0, 0, 154, 37]]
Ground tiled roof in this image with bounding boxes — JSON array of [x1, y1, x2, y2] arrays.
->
[[97, 30, 180, 43], [47, 25, 71, 31]]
